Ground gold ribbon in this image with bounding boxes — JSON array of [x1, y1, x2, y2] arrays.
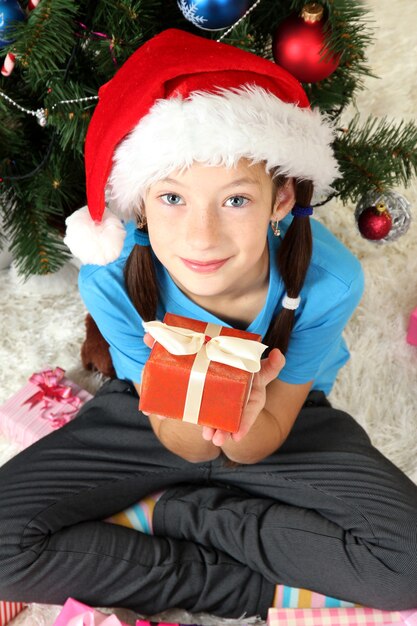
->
[[143, 321, 267, 424]]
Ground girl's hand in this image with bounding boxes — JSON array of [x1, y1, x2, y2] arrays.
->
[[201, 348, 285, 447]]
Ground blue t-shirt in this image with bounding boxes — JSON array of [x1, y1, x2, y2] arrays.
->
[[79, 215, 364, 395]]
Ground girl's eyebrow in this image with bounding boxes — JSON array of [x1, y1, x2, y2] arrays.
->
[[158, 176, 260, 189]]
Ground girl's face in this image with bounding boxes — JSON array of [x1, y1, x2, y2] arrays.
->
[[144, 159, 285, 307]]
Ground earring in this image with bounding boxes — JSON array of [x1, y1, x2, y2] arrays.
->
[[271, 220, 281, 237], [137, 213, 147, 229]]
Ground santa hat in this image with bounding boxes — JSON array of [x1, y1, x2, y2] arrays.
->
[[64, 28, 339, 265]]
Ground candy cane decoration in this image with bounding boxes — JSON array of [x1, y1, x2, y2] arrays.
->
[[1, 52, 16, 76], [1, 0, 41, 77]]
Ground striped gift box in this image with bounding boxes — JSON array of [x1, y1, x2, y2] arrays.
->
[[267, 608, 417, 626], [0, 368, 92, 450], [274, 586, 359, 609], [0, 602, 26, 626]]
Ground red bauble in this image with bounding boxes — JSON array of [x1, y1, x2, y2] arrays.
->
[[272, 3, 340, 83], [357, 203, 393, 241]]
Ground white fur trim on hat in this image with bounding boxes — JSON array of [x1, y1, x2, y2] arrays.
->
[[64, 206, 126, 265], [108, 85, 339, 218]]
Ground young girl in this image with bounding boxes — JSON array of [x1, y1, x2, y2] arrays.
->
[[0, 29, 416, 620]]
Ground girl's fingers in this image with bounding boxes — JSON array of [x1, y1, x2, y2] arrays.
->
[[142, 411, 166, 420], [202, 426, 215, 441], [143, 332, 155, 349], [259, 348, 285, 386], [212, 429, 230, 447], [202, 426, 230, 446], [230, 350, 285, 442]]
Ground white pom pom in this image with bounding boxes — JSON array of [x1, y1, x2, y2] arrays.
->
[[64, 206, 126, 265]]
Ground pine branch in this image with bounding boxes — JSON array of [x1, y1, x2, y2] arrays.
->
[[1, 0, 414, 274], [45, 79, 97, 153], [3, 187, 71, 276], [4, 0, 78, 86], [333, 115, 417, 203]]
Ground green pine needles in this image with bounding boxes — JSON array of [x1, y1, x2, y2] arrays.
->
[[0, 0, 416, 276]]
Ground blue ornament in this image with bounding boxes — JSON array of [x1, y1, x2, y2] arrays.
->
[[178, 0, 252, 31], [0, 0, 25, 48]]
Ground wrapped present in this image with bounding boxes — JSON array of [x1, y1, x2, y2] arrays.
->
[[52, 598, 130, 626], [407, 307, 417, 346], [267, 607, 417, 626], [139, 313, 267, 433], [0, 367, 92, 449], [136, 621, 180, 626], [273, 585, 358, 608], [0, 601, 26, 626]]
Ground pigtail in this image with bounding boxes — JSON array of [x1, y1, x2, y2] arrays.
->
[[123, 228, 158, 322], [264, 179, 313, 355]]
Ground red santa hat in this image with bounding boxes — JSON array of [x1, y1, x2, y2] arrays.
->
[[64, 28, 339, 265]]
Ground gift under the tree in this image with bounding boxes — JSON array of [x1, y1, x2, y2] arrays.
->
[[0, 601, 26, 626], [267, 607, 417, 626], [139, 313, 267, 433], [407, 307, 417, 346], [0, 367, 92, 449], [52, 598, 131, 626], [136, 620, 180, 626]]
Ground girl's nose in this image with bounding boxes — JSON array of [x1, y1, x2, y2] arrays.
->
[[185, 206, 219, 250]]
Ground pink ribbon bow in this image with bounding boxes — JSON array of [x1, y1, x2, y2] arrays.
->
[[24, 367, 82, 428], [66, 612, 123, 626]]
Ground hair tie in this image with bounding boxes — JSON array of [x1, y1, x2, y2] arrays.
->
[[133, 228, 151, 247], [292, 204, 313, 217], [282, 294, 301, 310]]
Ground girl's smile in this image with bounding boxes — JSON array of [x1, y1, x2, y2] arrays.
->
[[180, 257, 231, 273], [143, 159, 288, 317]]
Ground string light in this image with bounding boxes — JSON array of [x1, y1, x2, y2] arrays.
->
[[1, 2, 264, 183], [216, 0, 263, 42], [0, 90, 98, 126], [0, 0, 265, 122]]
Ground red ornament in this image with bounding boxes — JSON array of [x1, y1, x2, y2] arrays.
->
[[357, 202, 393, 240], [272, 3, 340, 83]]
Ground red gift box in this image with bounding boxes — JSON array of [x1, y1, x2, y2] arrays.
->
[[0, 601, 26, 626], [139, 313, 267, 433]]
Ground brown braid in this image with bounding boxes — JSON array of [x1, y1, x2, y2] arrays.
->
[[123, 225, 158, 322], [264, 178, 314, 355]]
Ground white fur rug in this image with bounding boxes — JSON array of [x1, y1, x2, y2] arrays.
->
[[1, 0, 417, 624]]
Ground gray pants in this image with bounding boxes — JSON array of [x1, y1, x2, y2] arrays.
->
[[0, 379, 416, 619]]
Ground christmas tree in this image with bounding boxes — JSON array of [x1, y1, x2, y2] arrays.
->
[[1, 0, 416, 276]]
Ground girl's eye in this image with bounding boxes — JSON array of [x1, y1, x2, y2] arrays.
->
[[160, 193, 184, 205], [225, 195, 249, 208]]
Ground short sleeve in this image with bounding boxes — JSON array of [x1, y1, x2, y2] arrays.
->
[[79, 262, 150, 384], [278, 263, 364, 392]]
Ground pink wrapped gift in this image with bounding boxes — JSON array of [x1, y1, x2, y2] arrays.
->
[[0, 601, 27, 626], [0, 367, 92, 449], [136, 621, 179, 626], [407, 308, 417, 346], [52, 598, 130, 626], [267, 607, 417, 626]]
